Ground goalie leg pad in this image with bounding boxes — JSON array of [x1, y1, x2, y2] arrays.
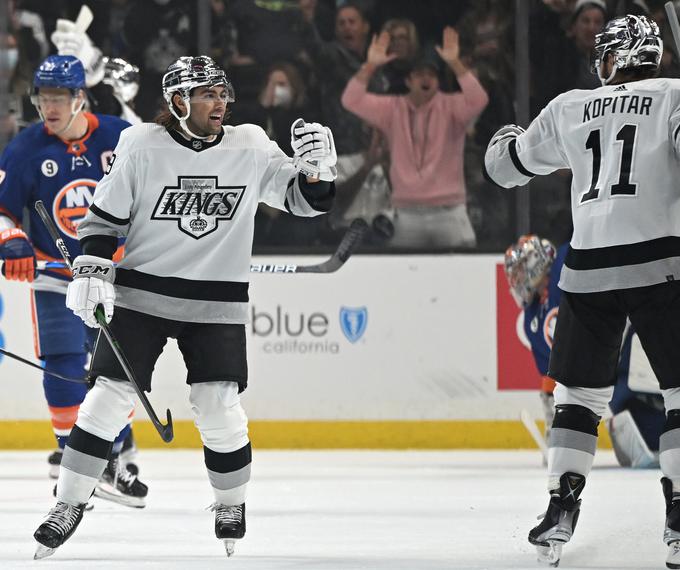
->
[[607, 409, 659, 468]]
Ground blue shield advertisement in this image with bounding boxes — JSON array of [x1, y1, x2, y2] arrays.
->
[[339, 306, 368, 343]]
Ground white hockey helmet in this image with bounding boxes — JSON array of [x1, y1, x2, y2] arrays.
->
[[161, 55, 234, 139], [102, 57, 140, 103], [504, 235, 556, 308], [593, 14, 662, 85]]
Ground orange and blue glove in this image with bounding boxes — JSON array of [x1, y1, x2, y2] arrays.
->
[[0, 228, 36, 282]]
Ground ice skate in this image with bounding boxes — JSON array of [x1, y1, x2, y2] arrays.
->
[[661, 477, 680, 568], [94, 455, 148, 508], [209, 502, 245, 556], [33, 501, 86, 559], [47, 449, 62, 479], [528, 472, 585, 567]]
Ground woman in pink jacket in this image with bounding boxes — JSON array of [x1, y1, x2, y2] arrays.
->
[[341, 27, 489, 249]]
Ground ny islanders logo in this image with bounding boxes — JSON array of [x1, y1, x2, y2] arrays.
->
[[151, 176, 245, 239], [53, 179, 98, 238]]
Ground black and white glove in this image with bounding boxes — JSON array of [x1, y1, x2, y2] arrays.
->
[[65, 255, 115, 328], [51, 18, 105, 87], [488, 124, 525, 149], [290, 118, 337, 182]]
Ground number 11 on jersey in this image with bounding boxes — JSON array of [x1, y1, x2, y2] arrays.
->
[[581, 124, 638, 204]]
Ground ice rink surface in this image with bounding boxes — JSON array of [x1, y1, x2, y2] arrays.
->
[[0, 450, 667, 569]]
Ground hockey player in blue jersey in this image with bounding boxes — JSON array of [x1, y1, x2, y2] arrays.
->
[[505, 234, 664, 468], [0, 55, 146, 507]]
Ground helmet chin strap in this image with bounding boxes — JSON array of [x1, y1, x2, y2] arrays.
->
[[597, 61, 619, 86], [171, 97, 212, 140]]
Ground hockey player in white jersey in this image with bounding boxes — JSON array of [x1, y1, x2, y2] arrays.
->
[[32, 55, 336, 559], [485, 15, 680, 569]]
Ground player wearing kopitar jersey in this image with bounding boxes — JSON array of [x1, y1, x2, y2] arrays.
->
[[0, 55, 146, 507], [32, 55, 336, 559], [486, 15, 680, 568]]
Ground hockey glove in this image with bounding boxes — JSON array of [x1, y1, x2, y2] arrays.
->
[[291, 118, 338, 182], [488, 124, 525, 149], [0, 228, 36, 282], [66, 255, 115, 328], [51, 19, 105, 87]]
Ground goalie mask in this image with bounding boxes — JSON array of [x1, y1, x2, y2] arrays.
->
[[161, 55, 234, 140], [593, 14, 662, 85], [504, 235, 556, 308]]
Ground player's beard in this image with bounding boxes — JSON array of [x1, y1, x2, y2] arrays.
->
[[187, 116, 221, 138]]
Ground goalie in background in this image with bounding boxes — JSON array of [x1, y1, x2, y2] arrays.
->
[[504, 234, 664, 469]]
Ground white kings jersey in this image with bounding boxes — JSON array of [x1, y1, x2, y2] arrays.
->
[[485, 78, 680, 293], [77, 122, 331, 323]]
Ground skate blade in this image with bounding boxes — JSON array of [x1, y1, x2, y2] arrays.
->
[[536, 542, 562, 567], [223, 539, 238, 557], [93, 485, 145, 509], [34, 543, 56, 560]]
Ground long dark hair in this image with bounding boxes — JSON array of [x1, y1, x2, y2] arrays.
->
[[154, 108, 180, 130]]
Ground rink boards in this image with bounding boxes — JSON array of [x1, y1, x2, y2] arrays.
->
[[0, 254, 640, 449]]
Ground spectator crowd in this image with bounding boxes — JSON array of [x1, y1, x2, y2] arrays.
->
[[1, 0, 678, 252]]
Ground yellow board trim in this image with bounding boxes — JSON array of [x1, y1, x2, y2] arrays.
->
[[0, 420, 613, 450]]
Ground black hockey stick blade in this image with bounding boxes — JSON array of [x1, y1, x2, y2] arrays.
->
[[0, 347, 89, 383], [295, 218, 369, 273], [94, 306, 175, 443]]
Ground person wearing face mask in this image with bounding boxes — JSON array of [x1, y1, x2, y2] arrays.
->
[[234, 62, 324, 246], [236, 62, 312, 156]]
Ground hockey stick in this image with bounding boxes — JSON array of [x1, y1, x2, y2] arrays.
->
[[666, 2, 680, 61], [74, 5, 94, 33], [30, 218, 370, 274], [0, 347, 89, 384], [520, 408, 548, 461], [34, 200, 174, 443]]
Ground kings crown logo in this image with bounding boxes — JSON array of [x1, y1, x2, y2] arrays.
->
[[151, 176, 245, 239]]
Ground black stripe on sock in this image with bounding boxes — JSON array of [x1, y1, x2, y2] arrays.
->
[[67, 425, 113, 460], [204, 442, 252, 473], [553, 404, 599, 436]]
